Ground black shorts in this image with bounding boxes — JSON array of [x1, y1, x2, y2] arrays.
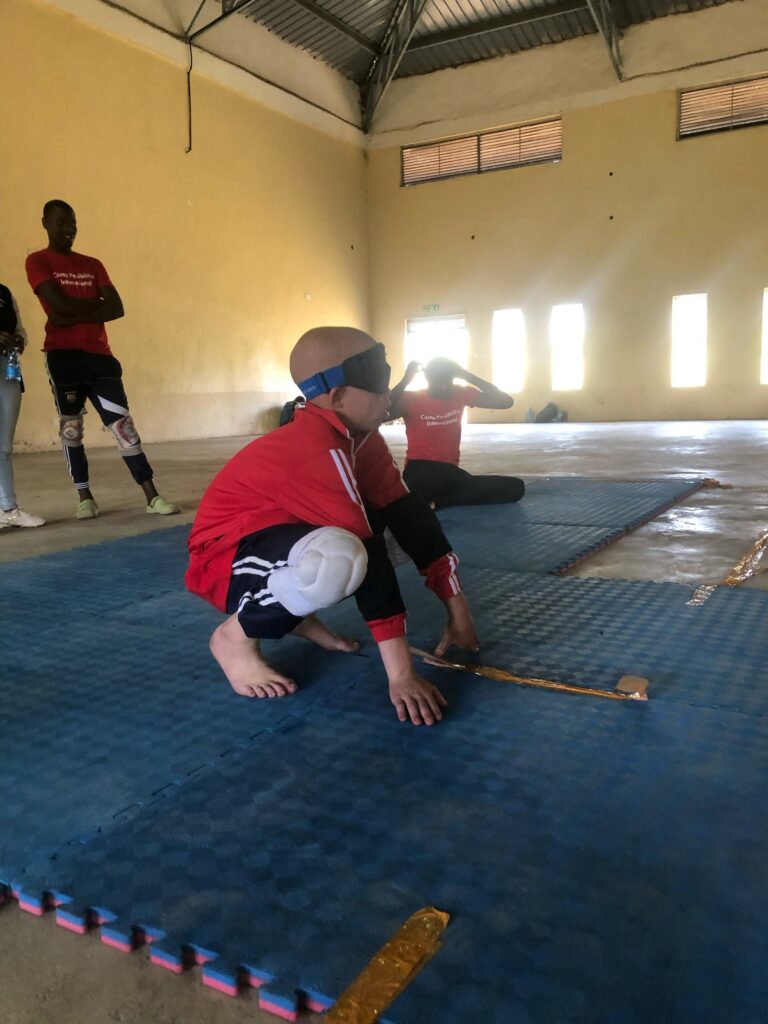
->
[[226, 523, 318, 639], [45, 350, 129, 421]]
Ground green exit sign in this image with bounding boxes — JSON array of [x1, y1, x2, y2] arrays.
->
[[422, 303, 440, 313]]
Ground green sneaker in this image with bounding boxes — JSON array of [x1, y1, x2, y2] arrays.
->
[[147, 495, 181, 516], [76, 498, 99, 520]]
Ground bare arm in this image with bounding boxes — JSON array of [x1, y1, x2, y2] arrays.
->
[[453, 363, 514, 410], [386, 359, 421, 420], [37, 281, 124, 326]]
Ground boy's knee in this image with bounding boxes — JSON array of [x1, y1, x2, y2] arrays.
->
[[269, 527, 368, 617]]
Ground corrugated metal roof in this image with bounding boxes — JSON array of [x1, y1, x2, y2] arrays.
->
[[237, 0, 738, 83], [241, 0, 392, 82]]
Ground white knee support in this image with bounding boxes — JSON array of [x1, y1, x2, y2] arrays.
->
[[268, 527, 368, 617], [59, 415, 84, 448], [110, 414, 143, 455]]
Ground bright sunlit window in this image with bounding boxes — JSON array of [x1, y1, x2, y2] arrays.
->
[[761, 289, 768, 385], [492, 309, 526, 393], [550, 303, 585, 391], [671, 293, 707, 388], [403, 315, 469, 390]]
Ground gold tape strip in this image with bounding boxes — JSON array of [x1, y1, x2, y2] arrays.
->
[[722, 527, 768, 586], [687, 525, 768, 605], [411, 648, 647, 701], [324, 907, 449, 1024]]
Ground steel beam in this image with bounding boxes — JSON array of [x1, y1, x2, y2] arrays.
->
[[584, 0, 623, 79], [361, 0, 430, 132], [189, 0, 254, 42], [408, 1, 590, 51]]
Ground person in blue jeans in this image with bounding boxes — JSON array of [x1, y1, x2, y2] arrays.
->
[[0, 282, 45, 529]]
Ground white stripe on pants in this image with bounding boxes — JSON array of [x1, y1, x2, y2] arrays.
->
[[0, 374, 21, 510]]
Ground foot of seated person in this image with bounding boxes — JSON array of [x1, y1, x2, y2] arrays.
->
[[210, 614, 298, 699], [291, 614, 360, 653]]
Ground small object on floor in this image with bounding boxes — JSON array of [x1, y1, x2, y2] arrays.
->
[[325, 907, 450, 1024], [701, 478, 734, 489], [76, 498, 99, 519], [614, 675, 650, 699], [0, 506, 45, 528], [410, 647, 649, 701], [535, 401, 560, 423], [147, 495, 181, 516]]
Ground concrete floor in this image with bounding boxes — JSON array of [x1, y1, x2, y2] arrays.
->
[[2, 419, 767, 1024]]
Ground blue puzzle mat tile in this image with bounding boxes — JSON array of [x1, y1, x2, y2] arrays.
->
[[409, 571, 768, 717], [435, 476, 704, 573], [515, 476, 705, 527], [0, 525, 190, 627], [435, 517, 622, 573], [0, 611, 381, 883], [21, 670, 768, 1024]]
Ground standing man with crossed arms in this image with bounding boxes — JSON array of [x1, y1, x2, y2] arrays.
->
[[25, 200, 179, 520]]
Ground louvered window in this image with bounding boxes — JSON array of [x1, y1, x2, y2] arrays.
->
[[402, 119, 561, 186], [679, 77, 768, 138]]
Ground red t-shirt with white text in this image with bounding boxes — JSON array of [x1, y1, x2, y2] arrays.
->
[[399, 385, 479, 466], [25, 248, 113, 354]]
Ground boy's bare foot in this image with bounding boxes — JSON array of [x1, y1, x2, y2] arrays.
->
[[291, 614, 360, 653], [210, 614, 297, 699]]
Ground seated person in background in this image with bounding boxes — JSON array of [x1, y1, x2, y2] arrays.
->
[[186, 327, 479, 727], [388, 357, 525, 508]]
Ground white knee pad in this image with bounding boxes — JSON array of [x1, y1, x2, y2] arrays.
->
[[59, 415, 84, 448], [110, 414, 143, 455], [268, 527, 368, 617]]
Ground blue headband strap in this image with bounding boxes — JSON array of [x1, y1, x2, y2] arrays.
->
[[297, 364, 346, 400]]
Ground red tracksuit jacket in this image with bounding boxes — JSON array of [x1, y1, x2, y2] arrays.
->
[[185, 403, 460, 638]]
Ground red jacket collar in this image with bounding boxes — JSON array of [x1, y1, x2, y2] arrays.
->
[[300, 401, 355, 440]]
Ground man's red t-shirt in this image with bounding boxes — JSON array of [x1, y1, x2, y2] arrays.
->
[[399, 385, 479, 466], [25, 248, 113, 355]]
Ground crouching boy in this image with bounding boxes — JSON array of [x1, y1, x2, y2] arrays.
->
[[186, 327, 479, 726]]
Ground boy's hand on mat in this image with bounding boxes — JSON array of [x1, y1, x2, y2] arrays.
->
[[435, 593, 480, 658], [389, 671, 448, 726]]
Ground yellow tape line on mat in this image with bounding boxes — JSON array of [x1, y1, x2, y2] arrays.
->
[[688, 525, 768, 606], [325, 907, 449, 1024], [411, 649, 648, 701]]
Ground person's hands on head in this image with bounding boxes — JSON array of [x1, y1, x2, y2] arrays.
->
[[389, 669, 448, 726], [435, 592, 480, 659]]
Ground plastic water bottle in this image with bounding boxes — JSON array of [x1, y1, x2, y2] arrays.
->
[[4, 349, 21, 383]]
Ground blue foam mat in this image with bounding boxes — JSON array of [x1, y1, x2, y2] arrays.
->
[[508, 476, 704, 527], [6, 472, 753, 1023], [406, 571, 768, 718], [435, 476, 704, 573], [14, 669, 768, 1024]]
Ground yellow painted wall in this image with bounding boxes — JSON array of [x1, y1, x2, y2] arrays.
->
[[1, 0, 368, 451], [369, 91, 768, 421]]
